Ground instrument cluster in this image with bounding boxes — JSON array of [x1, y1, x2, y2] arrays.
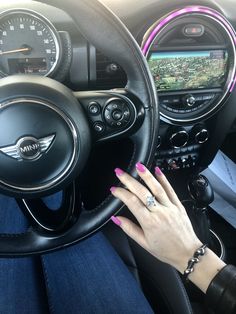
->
[[0, 9, 64, 78]]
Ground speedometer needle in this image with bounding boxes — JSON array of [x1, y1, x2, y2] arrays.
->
[[0, 47, 32, 56]]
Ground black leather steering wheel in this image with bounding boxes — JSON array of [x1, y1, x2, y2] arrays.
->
[[0, 0, 159, 256]]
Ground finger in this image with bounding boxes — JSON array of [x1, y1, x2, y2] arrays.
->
[[110, 186, 150, 226], [154, 167, 183, 208], [112, 216, 149, 251], [114, 168, 164, 208], [135, 163, 171, 206]]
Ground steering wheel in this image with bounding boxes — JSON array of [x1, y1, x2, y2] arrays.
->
[[0, 0, 158, 256]]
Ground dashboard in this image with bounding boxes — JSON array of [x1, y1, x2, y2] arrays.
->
[[1, 0, 236, 173]]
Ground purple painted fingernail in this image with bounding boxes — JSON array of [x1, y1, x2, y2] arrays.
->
[[110, 186, 116, 193], [111, 216, 122, 226], [115, 168, 124, 177], [136, 162, 146, 173], [155, 167, 162, 176]]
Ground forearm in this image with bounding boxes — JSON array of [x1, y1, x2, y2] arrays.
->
[[206, 264, 236, 313], [176, 247, 236, 314]]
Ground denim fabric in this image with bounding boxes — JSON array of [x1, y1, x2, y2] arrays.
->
[[0, 194, 154, 314], [0, 195, 49, 314], [41, 232, 154, 314]]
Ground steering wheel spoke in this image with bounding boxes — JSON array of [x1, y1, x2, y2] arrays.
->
[[16, 182, 82, 233], [74, 89, 145, 143]]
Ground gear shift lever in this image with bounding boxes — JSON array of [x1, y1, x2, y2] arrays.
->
[[188, 175, 214, 210], [187, 175, 214, 245]]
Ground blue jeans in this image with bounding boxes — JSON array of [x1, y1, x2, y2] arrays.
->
[[0, 194, 153, 314]]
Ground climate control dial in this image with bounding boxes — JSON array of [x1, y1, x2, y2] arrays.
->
[[169, 128, 189, 148], [191, 125, 209, 144]]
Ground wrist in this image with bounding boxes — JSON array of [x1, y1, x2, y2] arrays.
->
[[178, 247, 226, 293], [175, 240, 203, 274]]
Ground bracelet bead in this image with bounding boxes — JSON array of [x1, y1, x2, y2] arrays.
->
[[183, 244, 207, 281]]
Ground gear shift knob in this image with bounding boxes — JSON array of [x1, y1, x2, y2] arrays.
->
[[188, 175, 214, 209]]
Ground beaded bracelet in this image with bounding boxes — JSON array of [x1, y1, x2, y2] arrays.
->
[[183, 244, 207, 281]]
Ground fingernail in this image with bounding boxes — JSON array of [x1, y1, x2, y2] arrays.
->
[[111, 216, 122, 226], [110, 186, 116, 193], [155, 167, 162, 176], [136, 162, 146, 173], [115, 168, 124, 177]]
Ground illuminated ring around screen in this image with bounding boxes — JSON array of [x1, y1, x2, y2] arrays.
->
[[141, 6, 236, 123], [142, 6, 236, 93]]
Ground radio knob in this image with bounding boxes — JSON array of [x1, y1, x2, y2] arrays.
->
[[184, 94, 196, 107], [169, 128, 189, 148]]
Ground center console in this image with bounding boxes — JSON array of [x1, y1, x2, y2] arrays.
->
[[155, 124, 208, 171], [139, 6, 236, 265], [142, 6, 236, 172]]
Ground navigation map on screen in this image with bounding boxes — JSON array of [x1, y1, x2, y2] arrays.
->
[[148, 50, 228, 92]]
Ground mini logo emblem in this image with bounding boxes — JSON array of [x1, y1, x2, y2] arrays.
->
[[0, 134, 55, 161]]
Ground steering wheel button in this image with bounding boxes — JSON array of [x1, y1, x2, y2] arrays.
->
[[123, 110, 130, 118], [116, 121, 123, 127], [105, 113, 112, 120], [106, 104, 114, 111], [112, 110, 123, 120], [88, 102, 100, 115], [94, 122, 105, 133], [111, 103, 118, 109]]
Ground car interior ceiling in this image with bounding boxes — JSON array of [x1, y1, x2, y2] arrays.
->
[[0, 0, 236, 313]]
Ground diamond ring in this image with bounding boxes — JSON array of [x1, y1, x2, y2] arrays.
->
[[146, 195, 157, 210]]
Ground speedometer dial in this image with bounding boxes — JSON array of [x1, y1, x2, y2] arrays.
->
[[0, 10, 61, 77]]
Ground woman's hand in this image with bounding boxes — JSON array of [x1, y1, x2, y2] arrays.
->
[[110, 163, 202, 274]]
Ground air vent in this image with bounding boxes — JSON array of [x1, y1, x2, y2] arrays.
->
[[95, 50, 127, 89]]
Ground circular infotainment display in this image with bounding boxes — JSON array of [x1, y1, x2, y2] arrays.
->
[[142, 6, 236, 123]]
